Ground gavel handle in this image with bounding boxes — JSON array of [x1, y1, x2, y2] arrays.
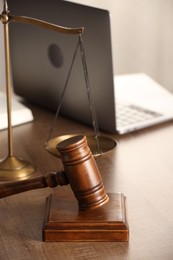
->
[[0, 170, 69, 199]]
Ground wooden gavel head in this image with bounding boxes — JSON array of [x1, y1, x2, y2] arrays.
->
[[57, 135, 109, 211]]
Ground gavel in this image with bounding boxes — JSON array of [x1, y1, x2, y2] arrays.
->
[[0, 135, 109, 211]]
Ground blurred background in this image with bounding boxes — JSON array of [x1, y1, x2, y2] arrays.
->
[[0, 0, 173, 92]]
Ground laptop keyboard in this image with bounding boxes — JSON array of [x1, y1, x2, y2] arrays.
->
[[116, 101, 162, 128]]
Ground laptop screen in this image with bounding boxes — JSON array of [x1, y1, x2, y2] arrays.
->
[[8, 0, 116, 133]]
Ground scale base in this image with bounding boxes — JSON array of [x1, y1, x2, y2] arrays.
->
[[0, 156, 35, 181], [43, 192, 129, 242]]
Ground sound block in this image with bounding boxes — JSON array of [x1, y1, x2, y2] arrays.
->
[[42, 192, 129, 242]]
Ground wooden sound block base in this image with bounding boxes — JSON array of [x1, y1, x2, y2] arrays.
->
[[42, 192, 129, 242]]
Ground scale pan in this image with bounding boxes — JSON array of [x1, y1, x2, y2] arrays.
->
[[45, 134, 117, 158]]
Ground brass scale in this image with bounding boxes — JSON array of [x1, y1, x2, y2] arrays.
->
[[0, 0, 117, 182]]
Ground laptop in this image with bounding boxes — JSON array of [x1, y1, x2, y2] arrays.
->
[[8, 0, 173, 134]]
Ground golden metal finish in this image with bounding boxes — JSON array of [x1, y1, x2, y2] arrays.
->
[[10, 15, 84, 34], [45, 135, 117, 158], [0, 156, 35, 181]]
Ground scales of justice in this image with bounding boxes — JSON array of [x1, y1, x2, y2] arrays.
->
[[0, 1, 128, 242], [0, 0, 116, 181]]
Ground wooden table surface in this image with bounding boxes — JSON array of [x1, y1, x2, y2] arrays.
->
[[0, 104, 173, 260]]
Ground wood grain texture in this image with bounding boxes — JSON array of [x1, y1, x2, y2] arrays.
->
[[43, 193, 128, 242], [0, 104, 173, 259]]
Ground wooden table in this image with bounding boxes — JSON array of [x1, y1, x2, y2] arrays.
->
[[0, 104, 173, 259]]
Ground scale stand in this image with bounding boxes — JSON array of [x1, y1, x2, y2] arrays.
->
[[0, 1, 35, 181]]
